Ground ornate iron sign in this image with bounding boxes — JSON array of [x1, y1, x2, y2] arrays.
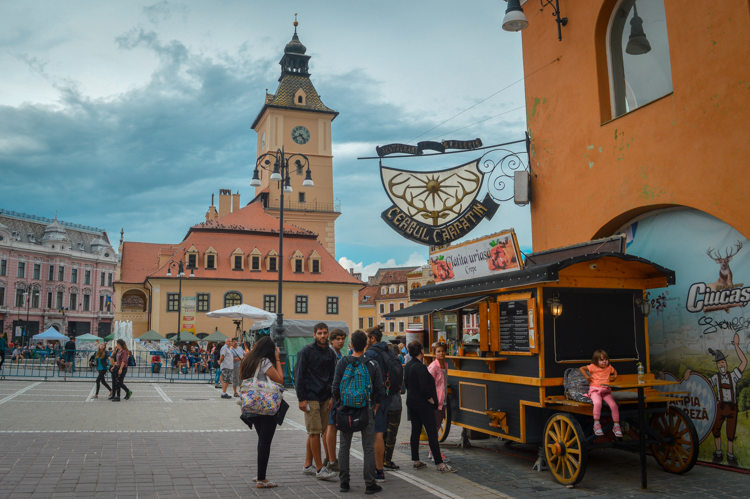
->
[[373, 137, 529, 246]]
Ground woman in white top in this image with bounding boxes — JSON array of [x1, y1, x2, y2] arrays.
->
[[239, 336, 283, 489]]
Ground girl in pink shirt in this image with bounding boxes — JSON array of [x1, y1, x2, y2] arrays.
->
[[580, 349, 621, 437]]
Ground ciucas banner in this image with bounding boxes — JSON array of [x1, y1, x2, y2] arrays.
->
[[626, 208, 750, 469]]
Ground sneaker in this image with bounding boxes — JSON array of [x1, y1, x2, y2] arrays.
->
[[111, 397, 120, 402], [214, 384, 221, 388], [593, 421, 603, 436], [316, 467, 338, 481], [383, 461, 400, 470], [727, 453, 739, 466], [365, 484, 382, 495], [125, 390, 133, 400], [233, 393, 240, 398], [326, 461, 339, 472], [375, 469, 385, 481], [302, 464, 316, 476], [340, 482, 350, 492], [323, 458, 329, 468], [613, 423, 623, 437], [437, 463, 457, 473], [221, 393, 232, 399], [713, 451, 723, 463]]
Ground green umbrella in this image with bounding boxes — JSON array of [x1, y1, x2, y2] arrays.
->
[[75, 333, 102, 342], [173, 331, 200, 342], [203, 330, 228, 342], [138, 330, 165, 341], [104, 333, 114, 341]]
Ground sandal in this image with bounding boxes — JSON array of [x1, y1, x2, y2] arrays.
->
[[593, 421, 603, 436], [413, 461, 427, 469], [92, 395, 98, 399], [256, 480, 277, 488], [437, 463, 457, 473]]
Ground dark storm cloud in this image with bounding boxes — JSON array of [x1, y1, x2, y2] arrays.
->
[[0, 28, 274, 241]]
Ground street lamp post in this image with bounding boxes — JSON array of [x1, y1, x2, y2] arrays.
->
[[251, 146, 313, 376], [23, 290, 30, 347], [166, 260, 193, 345]]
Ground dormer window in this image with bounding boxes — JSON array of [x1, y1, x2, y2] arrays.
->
[[294, 88, 307, 106], [230, 248, 244, 271], [390, 285, 396, 294], [250, 248, 262, 271], [291, 250, 304, 273], [204, 247, 217, 269], [399, 285, 404, 293], [308, 250, 321, 273], [381, 286, 387, 295], [187, 253, 197, 269], [266, 251, 278, 272]]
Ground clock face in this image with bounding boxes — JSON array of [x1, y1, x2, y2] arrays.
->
[[291, 125, 310, 145]]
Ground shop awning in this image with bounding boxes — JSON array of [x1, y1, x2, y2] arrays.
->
[[384, 295, 488, 319]]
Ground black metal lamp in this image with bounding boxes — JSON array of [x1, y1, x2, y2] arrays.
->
[[502, 0, 567, 41], [547, 294, 563, 318], [251, 146, 313, 381], [635, 295, 651, 316], [625, 3, 651, 55]]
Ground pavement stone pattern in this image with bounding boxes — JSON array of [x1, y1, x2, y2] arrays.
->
[[0, 378, 747, 498]]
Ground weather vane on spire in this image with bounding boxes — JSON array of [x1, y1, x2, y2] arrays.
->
[[294, 13, 298, 32]]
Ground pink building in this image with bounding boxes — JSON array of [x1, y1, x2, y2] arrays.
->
[[0, 209, 117, 342]]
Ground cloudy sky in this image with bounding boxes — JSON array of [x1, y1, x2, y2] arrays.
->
[[0, 0, 530, 279]]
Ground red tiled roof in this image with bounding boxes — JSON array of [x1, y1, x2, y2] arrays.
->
[[120, 201, 362, 285], [359, 285, 378, 305], [120, 242, 177, 283], [189, 201, 315, 237]]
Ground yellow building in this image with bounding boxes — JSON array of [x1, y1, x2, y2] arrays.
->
[[114, 24, 362, 337], [251, 22, 340, 257]]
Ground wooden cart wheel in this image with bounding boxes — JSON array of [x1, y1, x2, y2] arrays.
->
[[438, 401, 452, 442], [543, 413, 588, 486], [649, 406, 698, 474]]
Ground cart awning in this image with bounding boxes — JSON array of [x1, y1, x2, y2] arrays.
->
[[384, 295, 488, 319]]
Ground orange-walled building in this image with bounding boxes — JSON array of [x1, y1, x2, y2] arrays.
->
[[519, 0, 750, 248], [514, 0, 750, 470]]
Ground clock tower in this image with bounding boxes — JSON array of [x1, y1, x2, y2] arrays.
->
[[251, 19, 340, 257]]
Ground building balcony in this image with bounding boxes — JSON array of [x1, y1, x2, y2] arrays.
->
[[264, 199, 340, 214]]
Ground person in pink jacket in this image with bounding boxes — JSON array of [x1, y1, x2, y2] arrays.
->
[[427, 342, 449, 463]]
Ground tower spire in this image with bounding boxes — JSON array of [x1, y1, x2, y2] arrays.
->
[[279, 14, 310, 80]]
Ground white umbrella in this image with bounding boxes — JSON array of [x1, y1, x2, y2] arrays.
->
[[206, 304, 276, 321]]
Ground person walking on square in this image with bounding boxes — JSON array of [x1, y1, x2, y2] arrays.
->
[[111, 339, 132, 402], [333, 330, 384, 494], [64, 336, 76, 373], [92, 342, 112, 399], [218, 338, 234, 399], [294, 322, 338, 481], [404, 341, 455, 472], [427, 342, 450, 463], [383, 343, 404, 470], [231, 337, 244, 397], [239, 336, 284, 489], [323, 328, 347, 473], [364, 326, 403, 481]]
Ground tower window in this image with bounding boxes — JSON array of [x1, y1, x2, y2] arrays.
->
[[297, 95, 303, 103], [298, 192, 305, 203]]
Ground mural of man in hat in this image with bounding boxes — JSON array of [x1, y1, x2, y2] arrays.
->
[[708, 333, 746, 466]]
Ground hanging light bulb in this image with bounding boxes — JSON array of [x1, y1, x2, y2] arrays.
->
[[626, 3, 651, 55], [270, 159, 282, 181], [302, 168, 314, 187], [502, 0, 528, 32], [250, 168, 261, 187]]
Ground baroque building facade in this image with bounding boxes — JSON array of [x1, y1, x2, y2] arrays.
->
[[0, 209, 117, 341]]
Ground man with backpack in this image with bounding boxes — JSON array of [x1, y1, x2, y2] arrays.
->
[[332, 329, 384, 494], [364, 326, 403, 481]]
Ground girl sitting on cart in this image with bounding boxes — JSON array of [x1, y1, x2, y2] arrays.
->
[[580, 349, 622, 437]]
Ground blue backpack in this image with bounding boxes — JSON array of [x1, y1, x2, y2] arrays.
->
[[340, 358, 372, 408]]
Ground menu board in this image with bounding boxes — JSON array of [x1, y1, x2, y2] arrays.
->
[[499, 300, 530, 352]]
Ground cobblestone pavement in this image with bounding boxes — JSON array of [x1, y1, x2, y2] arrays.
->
[[0, 379, 748, 498]]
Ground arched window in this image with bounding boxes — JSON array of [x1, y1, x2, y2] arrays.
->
[[224, 291, 242, 307], [121, 289, 147, 312], [607, 0, 672, 118]]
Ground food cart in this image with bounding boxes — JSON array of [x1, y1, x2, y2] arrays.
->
[[387, 237, 697, 487]]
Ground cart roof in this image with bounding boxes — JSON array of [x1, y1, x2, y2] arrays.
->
[[385, 295, 488, 318], [411, 252, 675, 301]]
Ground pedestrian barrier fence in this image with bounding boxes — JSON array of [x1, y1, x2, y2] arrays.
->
[[0, 349, 215, 382]]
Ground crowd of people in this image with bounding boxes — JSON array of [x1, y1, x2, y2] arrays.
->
[[235, 322, 455, 493]]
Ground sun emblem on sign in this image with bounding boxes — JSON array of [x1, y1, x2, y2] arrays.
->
[[381, 160, 482, 226]]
